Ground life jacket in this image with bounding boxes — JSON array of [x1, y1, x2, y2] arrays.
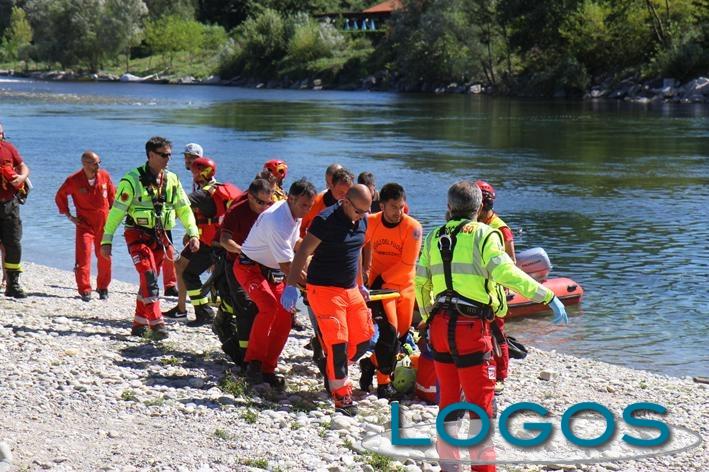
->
[[195, 181, 241, 245]]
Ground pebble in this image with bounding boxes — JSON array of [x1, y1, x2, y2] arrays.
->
[[539, 370, 557, 381], [1, 262, 706, 472]]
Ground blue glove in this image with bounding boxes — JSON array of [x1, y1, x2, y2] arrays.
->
[[281, 285, 299, 312], [370, 323, 380, 347], [549, 296, 569, 325], [358, 284, 370, 302]]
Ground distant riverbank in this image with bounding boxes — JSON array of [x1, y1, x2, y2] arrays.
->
[[2, 68, 707, 103]]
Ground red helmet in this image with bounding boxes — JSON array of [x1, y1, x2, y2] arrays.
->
[[191, 157, 217, 180], [264, 159, 288, 180], [475, 180, 495, 210]]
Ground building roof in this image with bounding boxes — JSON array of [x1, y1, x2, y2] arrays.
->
[[363, 0, 403, 14]]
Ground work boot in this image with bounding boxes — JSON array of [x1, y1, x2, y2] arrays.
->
[[376, 383, 402, 401], [494, 380, 505, 396], [164, 286, 179, 297], [333, 393, 357, 417], [162, 305, 187, 319], [130, 325, 148, 337], [359, 357, 375, 392], [263, 373, 286, 391], [80, 292, 92, 302], [245, 360, 264, 384], [187, 304, 214, 327], [151, 324, 169, 341], [5, 271, 27, 299], [97, 289, 109, 300]]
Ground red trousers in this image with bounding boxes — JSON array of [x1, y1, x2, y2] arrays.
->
[[234, 261, 291, 374], [74, 216, 111, 294], [307, 284, 374, 397], [493, 317, 509, 381], [429, 312, 496, 472], [125, 228, 164, 328]]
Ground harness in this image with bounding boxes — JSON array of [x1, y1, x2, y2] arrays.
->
[[135, 166, 178, 260], [426, 220, 493, 367]]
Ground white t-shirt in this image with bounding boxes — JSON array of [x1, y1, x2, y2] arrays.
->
[[241, 200, 301, 270]]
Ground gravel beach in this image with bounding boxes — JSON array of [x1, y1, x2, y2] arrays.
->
[[1, 262, 706, 471]]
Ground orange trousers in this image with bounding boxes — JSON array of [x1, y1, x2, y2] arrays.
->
[[307, 284, 374, 396]]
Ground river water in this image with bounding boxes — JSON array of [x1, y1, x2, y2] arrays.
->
[[1, 77, 707, 377]]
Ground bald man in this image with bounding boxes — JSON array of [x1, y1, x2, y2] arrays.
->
[[325, 163, 344, 190], [282, 184, 374, 416], [55, 151, 116, 301]]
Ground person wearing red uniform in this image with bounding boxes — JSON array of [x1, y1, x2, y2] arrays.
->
[[282, 184, 375, 416], [55, 151, 116, 301], [476, 180, 515, 394], [0, 122, 30, 298], [162, 157, 240, 326], [416, 181, 568, 472], [235, 178, 316, 386], [360, 183, 422, 399], [213, 178, 275, 366]]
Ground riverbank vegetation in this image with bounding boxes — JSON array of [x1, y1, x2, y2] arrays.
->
[[0, 0, 707, 96]]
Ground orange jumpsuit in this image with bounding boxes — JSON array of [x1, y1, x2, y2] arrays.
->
[[55, 169, 116, 294], [364, 212, 422, 385]]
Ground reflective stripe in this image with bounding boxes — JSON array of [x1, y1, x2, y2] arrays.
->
[[329, 378, 349, 390], [534, 285, 550, 303], [415, 265, 429, 277], [190, 296, 209, 306], [112, 200, 129, 211], [428, 262, 488, 278], [187, 289, 203, 297], [239, 340, 248, 348], [415, 383, 437, 393], [3, 262, 21, 270], [485, 254, 508, 274], [136, 294, 160, 304], [221, 300, 235, 314], [147, 317, 164, 326]]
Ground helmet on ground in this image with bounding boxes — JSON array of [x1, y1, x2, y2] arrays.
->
[[392, 365, 417, 394], [264, 159, 288, 180], [191, 157, 217, 180], [475, 180, 495, 211]]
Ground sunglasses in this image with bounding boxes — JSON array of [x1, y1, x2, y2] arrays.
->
[[251, 194, 273, 206], [153, 151, 171, 159], [347, 197, 369, 216]]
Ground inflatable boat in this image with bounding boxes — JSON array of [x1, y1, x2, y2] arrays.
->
[[507, 247, 584, 318]]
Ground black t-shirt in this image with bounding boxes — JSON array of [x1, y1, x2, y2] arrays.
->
[[307, 203, 367, 289]]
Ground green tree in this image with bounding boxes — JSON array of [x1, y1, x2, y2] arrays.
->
[[2, 6, 33, 62], [145, 15, 205, 68], [145, 0, 196, 19], [101, 0, 148, 71]]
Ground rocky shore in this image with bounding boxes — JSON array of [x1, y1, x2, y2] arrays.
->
[[1, 262, 706, 471], [2, 69, 708, 103]]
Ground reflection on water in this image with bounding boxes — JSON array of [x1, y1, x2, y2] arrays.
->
[[2, 79, 707, 377]]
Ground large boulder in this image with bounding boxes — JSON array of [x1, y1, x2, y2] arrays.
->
[[119, 73, 143, 82]]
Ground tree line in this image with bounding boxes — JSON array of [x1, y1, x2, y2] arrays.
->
[[0, 0, 707, 94]]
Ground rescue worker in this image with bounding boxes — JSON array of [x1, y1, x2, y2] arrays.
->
[[282, 184, 375, 416], [360, 183, 422, 399], [299, 167, 355, 369], [234, 178, 316, 386], [415, 180, 568, 472], [0, 122, 30, 298], [476, 179, 515, 395], [263, 159, 288, 201], [55, 151, 116, 301], [163, 157, 240, 326], [101, 136, 199, 339], [161, 142, 204, 297], [215, 178, 274, 366], [357, 171, 381, 213]]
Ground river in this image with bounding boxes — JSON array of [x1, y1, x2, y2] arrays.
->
[[1, 77, 707, 377]]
